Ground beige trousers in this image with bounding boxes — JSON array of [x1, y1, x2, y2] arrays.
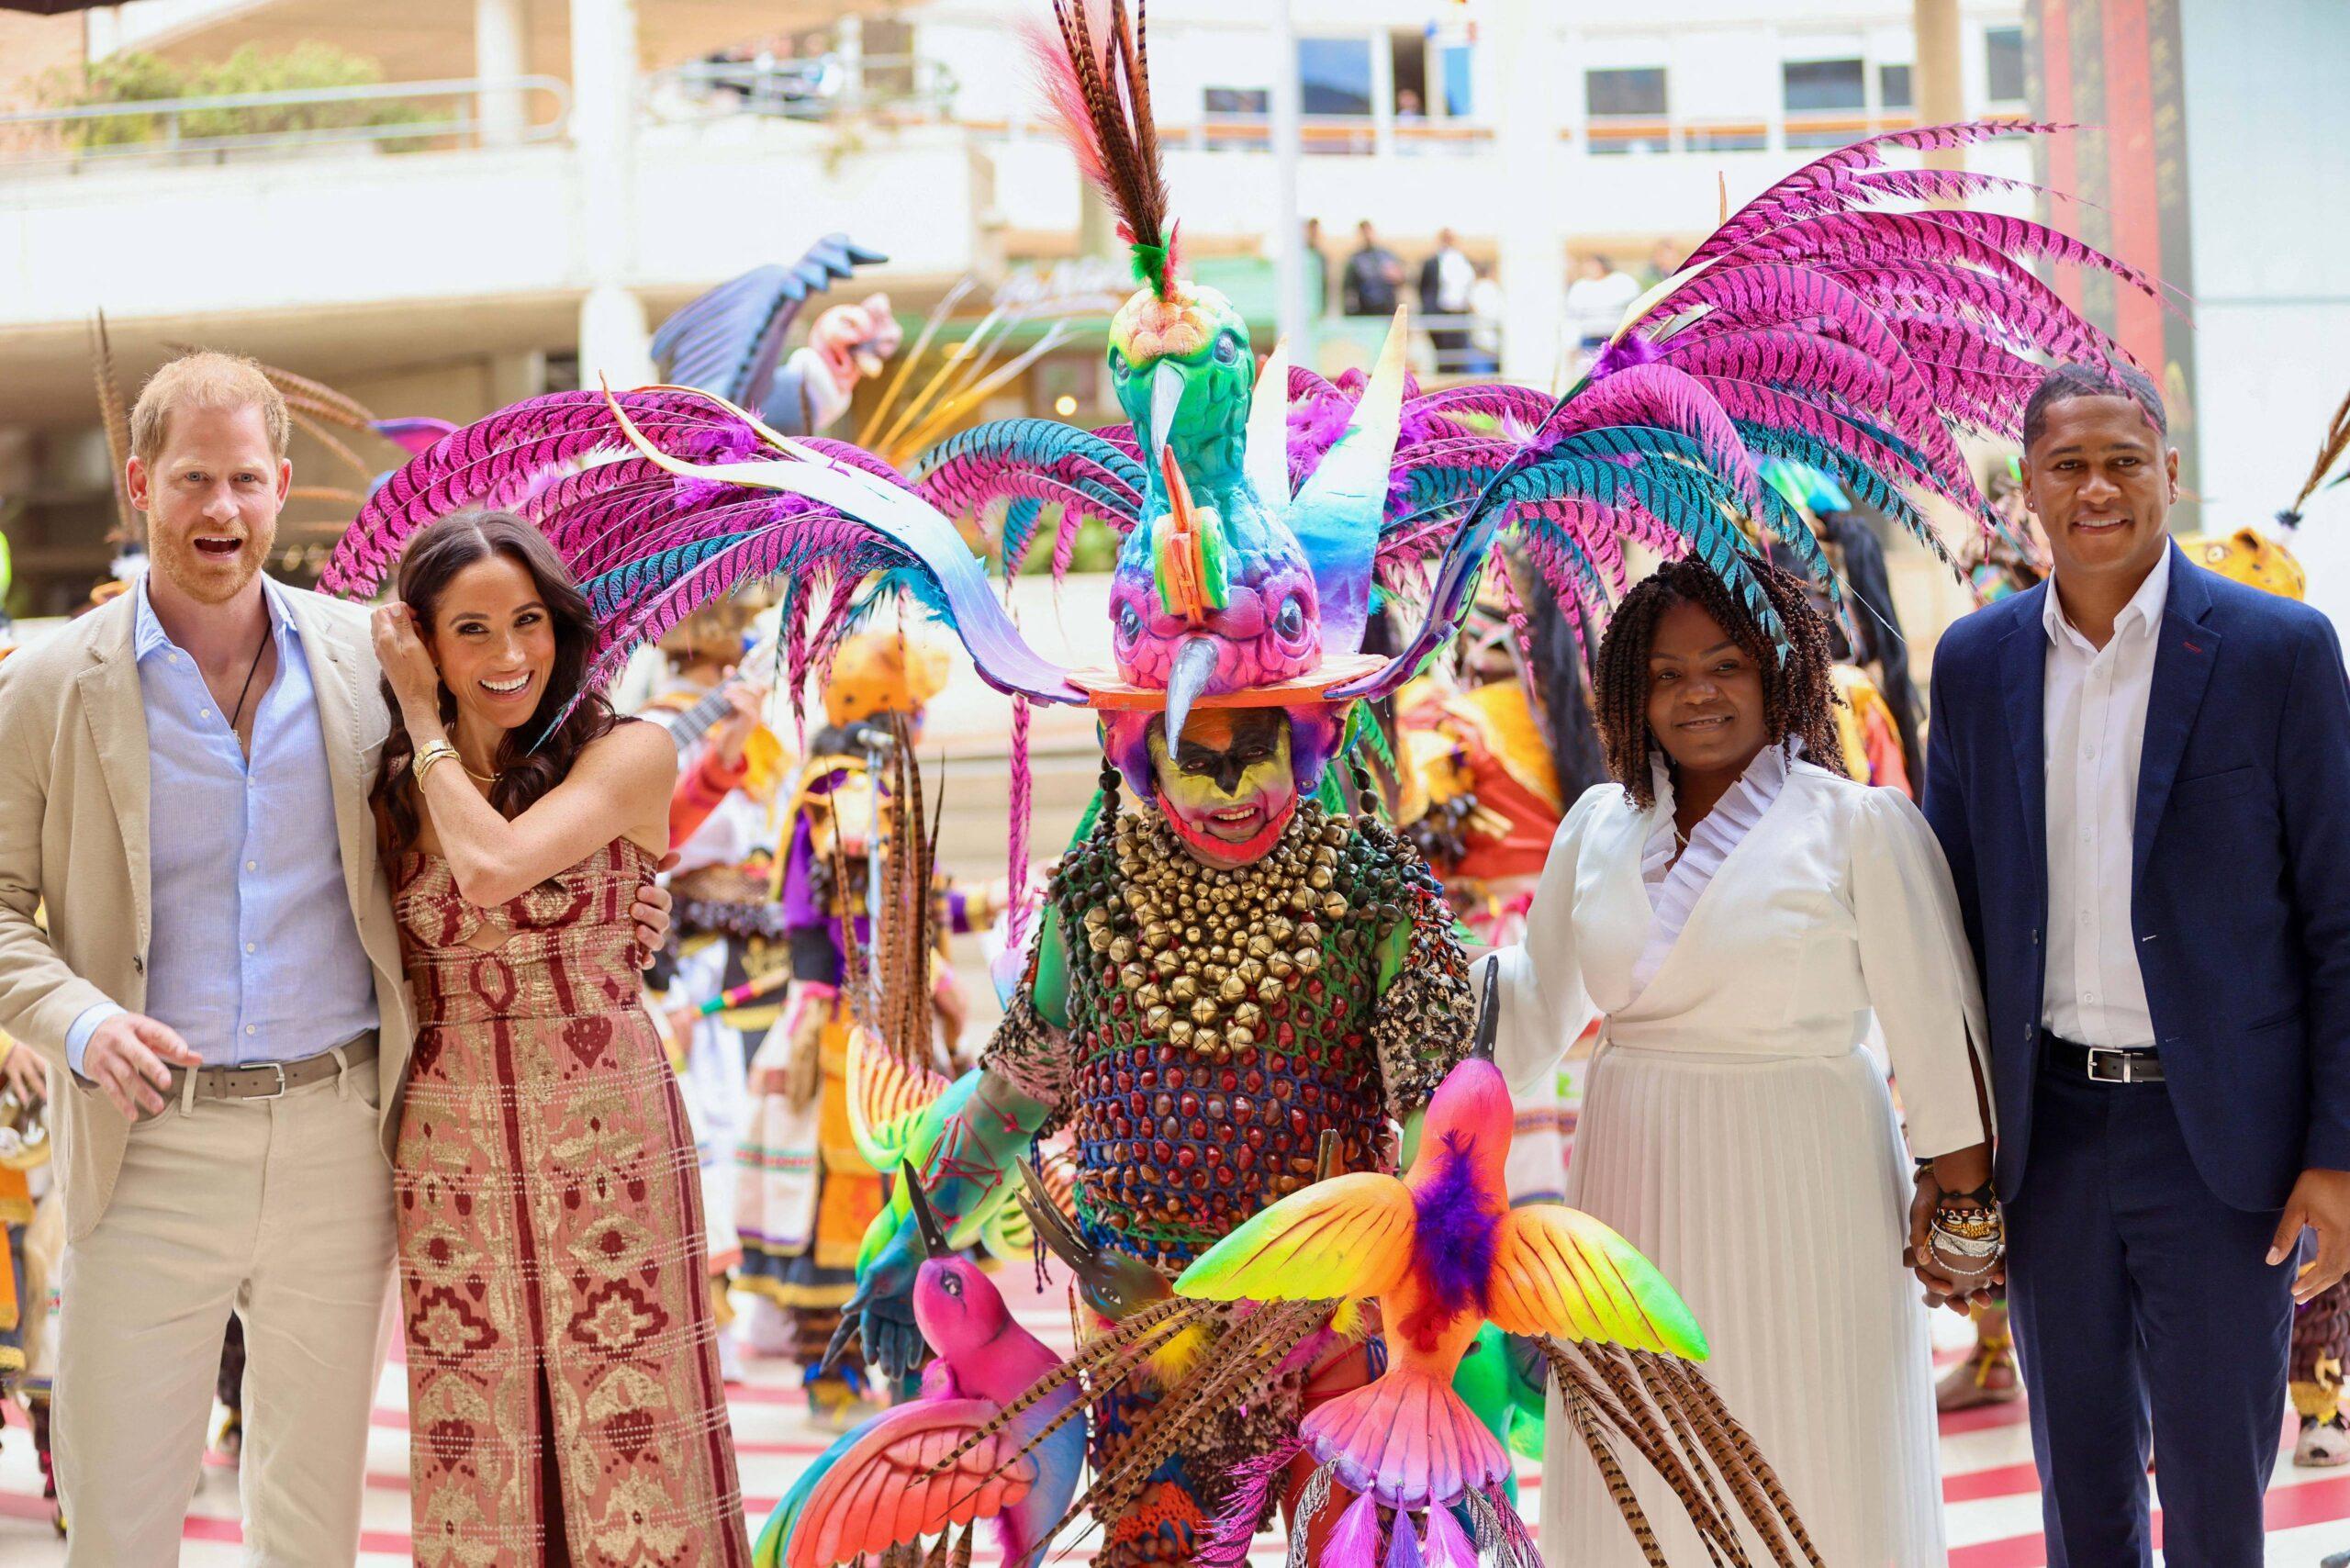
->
[[56, 1064, 395, 1566]]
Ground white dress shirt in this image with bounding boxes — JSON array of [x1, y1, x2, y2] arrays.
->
[[2040, 548, 2170, 1048]]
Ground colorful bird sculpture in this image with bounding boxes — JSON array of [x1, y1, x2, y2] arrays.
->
[[758, 1169, 1087, 1568], [1175, 1054, 1704, 1561]]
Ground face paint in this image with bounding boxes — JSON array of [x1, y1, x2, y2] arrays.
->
[[1146, 707, 1298, 868]]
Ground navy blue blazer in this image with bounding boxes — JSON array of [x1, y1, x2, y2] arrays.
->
[[1923, 543, 2350, 1212]]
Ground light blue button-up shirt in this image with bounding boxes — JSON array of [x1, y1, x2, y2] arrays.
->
[[65, 577, 379, 1072]]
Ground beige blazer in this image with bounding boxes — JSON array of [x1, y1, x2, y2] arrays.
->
[[0, 584, 413, 1240]]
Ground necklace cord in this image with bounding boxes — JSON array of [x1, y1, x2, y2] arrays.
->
[[227, 619, 271, 736]]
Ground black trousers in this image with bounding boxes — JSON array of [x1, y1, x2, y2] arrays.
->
[[2006, 1061, 2294, 1567]]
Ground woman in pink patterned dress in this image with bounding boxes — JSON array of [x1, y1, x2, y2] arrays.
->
[[370, 511, 751, 1566]]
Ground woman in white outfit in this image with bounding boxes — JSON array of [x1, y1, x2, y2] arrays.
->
[[1485, 556, 1998, 1568]]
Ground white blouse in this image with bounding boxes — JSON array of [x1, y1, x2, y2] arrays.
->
[[1488, 758, 1992, 1159], [1630, 743, 1791, 997]]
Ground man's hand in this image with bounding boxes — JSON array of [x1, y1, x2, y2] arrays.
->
[[0, 1040, 46, 1105], [632, 853, 678, 972], [83, 1014, 202, 1120], [2271, 1168, 2350, 1305], [825, 1227, 924, 1383]]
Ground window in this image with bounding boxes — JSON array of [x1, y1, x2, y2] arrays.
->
[[1203, 86, 1268, 116], [1783, 58, 1867, 112], [1686, 126, 1767, 152], [1440, 43, 1473, 118], [1585, 66, 1666, 118], [1298, 37, 1373, 116], [1879, 62, 1914, 110], [1985, 26, 2026, 103], [1585, 66, 1667, 154]]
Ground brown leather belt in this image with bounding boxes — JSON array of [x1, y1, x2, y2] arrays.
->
[[167, 1034, 379, 1102]]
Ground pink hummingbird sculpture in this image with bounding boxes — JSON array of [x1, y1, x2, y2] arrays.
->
[[761, 1168, 1087, 1568]]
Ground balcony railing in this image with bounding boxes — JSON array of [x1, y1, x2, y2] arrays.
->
[[1578, 107, 2033, 156], [0, 76, 570, 172], [646, 53, 960, 127], [974, 113, 1495, 158]]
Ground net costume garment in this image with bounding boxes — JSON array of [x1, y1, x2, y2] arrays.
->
[[394, 838, 752, 1567]]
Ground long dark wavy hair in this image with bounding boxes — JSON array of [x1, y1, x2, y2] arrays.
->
[[1592, 554, 1842, 811], [373, 510, 617, 857]]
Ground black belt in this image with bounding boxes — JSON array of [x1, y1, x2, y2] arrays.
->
[[2043, 1033, 2164, 1084]]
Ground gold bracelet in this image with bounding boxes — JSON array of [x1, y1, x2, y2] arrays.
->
[[413, 739, 459, 785]]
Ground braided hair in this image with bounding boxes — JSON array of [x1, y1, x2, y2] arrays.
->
[[1592, 556, 1843, 810]]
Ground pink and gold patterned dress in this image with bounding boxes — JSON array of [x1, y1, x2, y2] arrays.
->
[[394, 837, 751, 1567]]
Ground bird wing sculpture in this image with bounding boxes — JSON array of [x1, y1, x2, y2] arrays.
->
[[319, 386, 1088, 719], [652, 233, 889, 412], [778, 1398, 1046, 1568], [767, 1172, 1088, 1568], [844, 1023, 946, 1174], [845, 1038, 1073, 1269]]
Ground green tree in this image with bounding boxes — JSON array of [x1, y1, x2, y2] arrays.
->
[[40, 45, 425, 151]]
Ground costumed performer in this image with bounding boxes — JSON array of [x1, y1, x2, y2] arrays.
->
[[0, 1026, 53, 1525], [313, 9, 2150, 1554]]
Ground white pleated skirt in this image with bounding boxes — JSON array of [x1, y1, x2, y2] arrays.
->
[[1541, 1039, 1948, 1568]]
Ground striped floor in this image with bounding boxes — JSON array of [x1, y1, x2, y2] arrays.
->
[[4, 1269, 2345, 1566]]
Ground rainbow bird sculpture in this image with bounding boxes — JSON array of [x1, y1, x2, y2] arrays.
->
[[1173, 1053, 1711, 1565], [755, 1170, 1086, 1568]]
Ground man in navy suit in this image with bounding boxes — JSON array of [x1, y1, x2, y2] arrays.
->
[[1923, 362, 2350, 1565]]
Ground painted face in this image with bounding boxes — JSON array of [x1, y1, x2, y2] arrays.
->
[[128, 402, 288, 609], [1146, 707, 1299, 868], [428, 554, 560, 734], [2022, 394, 2178, 599], [1645, 599, 1770, 783]]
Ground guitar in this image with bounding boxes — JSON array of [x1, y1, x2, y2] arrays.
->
[[654, 623, 784, 756]]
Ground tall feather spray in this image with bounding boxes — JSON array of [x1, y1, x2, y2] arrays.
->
[[1027, 0, 1175, 295], [2284, 384, 2350, 524], [88, 312, 138, 545]]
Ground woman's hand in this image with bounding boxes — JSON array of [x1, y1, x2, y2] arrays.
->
[[1907, 1170, 1971, 1312], [1908, 1158, 2005, 1311], [371, 603, 443, 731]]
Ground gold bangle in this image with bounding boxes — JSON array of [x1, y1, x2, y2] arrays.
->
[[413, 740, 458, 785]]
